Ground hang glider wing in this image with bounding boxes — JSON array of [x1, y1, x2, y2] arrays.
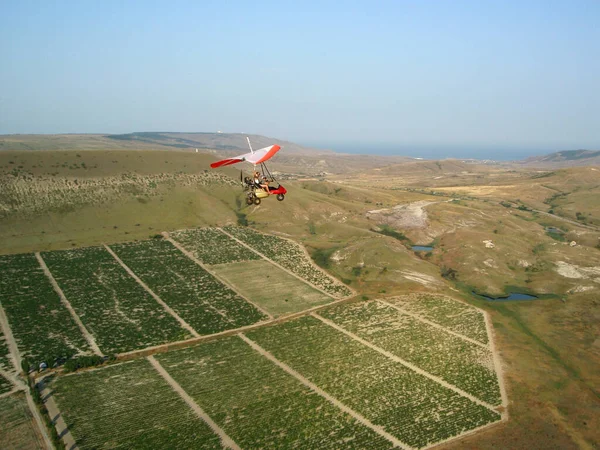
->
[[210, 144, 281, 168]]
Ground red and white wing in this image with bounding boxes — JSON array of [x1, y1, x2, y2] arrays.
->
[[210, 145, 281, 168]]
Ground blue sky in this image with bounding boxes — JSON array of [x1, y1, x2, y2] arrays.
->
[[1, 1, 599, 159]]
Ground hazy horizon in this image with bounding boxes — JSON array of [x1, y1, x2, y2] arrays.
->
[[1, 1, 599, 155]]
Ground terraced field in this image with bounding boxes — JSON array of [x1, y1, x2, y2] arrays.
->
[[156, 337, 393, 449], [223, 226, 353, 298], [51, 359, 224, 449], [41, 247, 192, 354], [109, 239, 268, 334], [0, 253, 91, 368]]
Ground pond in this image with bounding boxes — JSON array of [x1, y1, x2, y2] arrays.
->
[[473, 291, 539, 301], [412, 245, 433, 252]]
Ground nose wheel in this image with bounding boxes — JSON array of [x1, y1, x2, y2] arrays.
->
[[276, 194, 285, 201]]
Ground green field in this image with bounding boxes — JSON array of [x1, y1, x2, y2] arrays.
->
[[0, 393, 44, 449], [223, 226, 353, 298], [110, 238, 268, 334], [391, 294, 489, 345], [51, 359, 224, 449], [156, 337, 393, 449], [41, 246, 192, 354], [210, 260, 333, 316], [0, 253, 91, 368], [247, 316, 501, 448], [320, 300, 502, 405], [170, 227, 261, 265]]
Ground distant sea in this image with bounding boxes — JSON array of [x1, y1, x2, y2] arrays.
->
[[301, 142, 556, 161]]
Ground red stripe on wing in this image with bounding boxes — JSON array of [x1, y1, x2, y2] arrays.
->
[[210, 158, 243, 168], [255, 145, 281, 164]]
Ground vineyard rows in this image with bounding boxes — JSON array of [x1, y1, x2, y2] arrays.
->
[[42, 247, 192, 354], [48, 292, 502, 449], [320, 301, 502, 405], [0, 253, 91, 369], [52, 359, 224, 449], [223, 226, 353, 298], [110, 239, 268, 334], [391, 294, 489, 345], [155, 337, 393, 449], [246, 316, 500, 448], [0, 328, 11, 371], [170, 228, 260, 265]]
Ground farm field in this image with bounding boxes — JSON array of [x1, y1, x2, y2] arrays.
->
[[170, 227, 261, 265], [0, 373, 11, 394], [320, 300, 502, 405], [41, 246, 192, 355], [246, 315, 501, 449], [209, 260, 332, 316], [223, 226, 353, 298], [390, 294, 489, 345], [0, 392, 45, 449], [155, 336, 393, 449], [0, 253, 91, 369], [109, 238, 268, 335], [50, 359, 224, 449], [0, 327, 11, 370]]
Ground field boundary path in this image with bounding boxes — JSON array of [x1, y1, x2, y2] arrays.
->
[[0, 302, 53, 449], [379, 299, 489, 349], [482, 309, 509, 416], [116, 293, 358, 360], [312, 312, 499, 413], [0, 302, 22, 377], [217, 228, 341, 300], [162, 232, 274, 320], [36, 252, 104, 357], [147, 355, 240, 450], [238, 333, 411, 450], [39, 376, 78, 450], [104, 244, 200, 338]]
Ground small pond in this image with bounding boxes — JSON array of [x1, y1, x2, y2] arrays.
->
[[473, 291, 539, 301], [412, 246, 433, 252]]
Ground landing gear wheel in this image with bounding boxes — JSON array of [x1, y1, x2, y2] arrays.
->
[[276, 194, 285, 201], [253, 197, 261, 205], [246, 196, 254, 205]]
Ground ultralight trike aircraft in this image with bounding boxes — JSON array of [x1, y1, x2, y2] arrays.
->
[[210, 137, 287, 205]]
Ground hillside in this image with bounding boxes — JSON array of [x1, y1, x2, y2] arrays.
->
[[518, 149, 600, 168], [0, 142, 599, 449]]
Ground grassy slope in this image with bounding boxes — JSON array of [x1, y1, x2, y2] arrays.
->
[[0, 145, 598, 448]]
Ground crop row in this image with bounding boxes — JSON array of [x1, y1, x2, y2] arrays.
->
[[0, 253, 91, 369], [320, 301, 502, 405], [0, 393, 45, 448], [247, 316, 500, 449], [170, 228, 261, 265], [156, 336, 393, 449], [391, 294, 488, 344], [0, 328, 11, 371], [0, 373, 11, 394], [42, 247, 192, 355], [52, 359, 223, 449], [223, 226, 353, 298], [110, 239, 268, 334]]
